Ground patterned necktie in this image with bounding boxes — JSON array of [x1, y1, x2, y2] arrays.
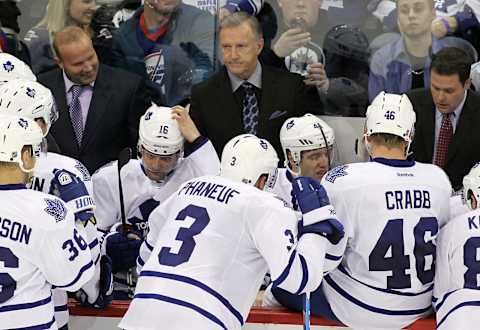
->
[[434, 113, 453, 169], [242, 82, 259, 135], [69, 85, 84, 146]]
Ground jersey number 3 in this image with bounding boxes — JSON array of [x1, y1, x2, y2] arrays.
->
[[158, 205, 210, 267], [369, 217, 438, 289], [0, 247, 19, 303]]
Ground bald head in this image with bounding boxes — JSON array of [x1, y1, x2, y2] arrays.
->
[[53, 26, 99, 85]]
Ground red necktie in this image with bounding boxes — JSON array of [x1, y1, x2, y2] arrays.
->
[[434, 113, 453, 168]]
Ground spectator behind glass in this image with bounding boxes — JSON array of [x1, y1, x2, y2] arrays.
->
[[23, 0, 96, 74], [111, 0, 215, 107], [369, 0, 437, 101], [0, 0, 31, 65]]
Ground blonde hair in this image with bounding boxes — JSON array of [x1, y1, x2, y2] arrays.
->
[[37, 0, 72, 39]]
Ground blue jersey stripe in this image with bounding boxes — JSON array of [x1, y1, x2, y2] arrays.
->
[[139, 271, 244, 325], [54, 304, 68, 312], [436, 301, 480, 329], [434, 289, 460, 312], [324, 275, 432, 316], [54, 260, 94, 289], [88, 239, 99, 250], [9, 317, 55, 330], [0, 296, 51, 313], [272, 251, 297, 287], [144, 240, 154, 251], [337, 265, 433, 297], [326, 254, 342, 261], [137, 255, 145, 267], [134, 293, 227, 329], [295, 254, 309, 295]]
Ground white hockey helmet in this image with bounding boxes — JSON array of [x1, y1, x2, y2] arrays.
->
[[0, 79, 58, 136], [365, 92, 416, 153], [0, 53, 37, 86], [0, 115, 43, 173], [463, 163, 480, 210], [138, 104, 185, 156], [280, 114, 335, 171], [220, 134, 279, 190]]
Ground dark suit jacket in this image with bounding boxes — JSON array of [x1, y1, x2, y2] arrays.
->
[[38, 64, 149, 174], [190, 65, 323, 163], [407, 88, 480, 191]]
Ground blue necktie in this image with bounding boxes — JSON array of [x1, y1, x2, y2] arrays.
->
[[69, 85, 84, 146], [242, 82, 259, 135]]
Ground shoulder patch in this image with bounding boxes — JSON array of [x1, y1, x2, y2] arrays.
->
[[75, 161, 91, 181], [325, 165, 349, 183], [44, 198, 68, 223]]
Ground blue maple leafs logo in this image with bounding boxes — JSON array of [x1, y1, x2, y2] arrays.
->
[[26, 87, 36, 98], [325, 165, 348, 183], [3, 61, 14, 72], [18, 118, 28, 129], [74, 161, 91, 181], [44, 198, 67, 222], [259, 140, 268, 150], [286, 119, 295, 130]]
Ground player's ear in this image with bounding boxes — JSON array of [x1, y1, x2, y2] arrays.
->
[[21, 146, 35, 171], [286, 150, 297, 171], [254, 174, 267, 190]]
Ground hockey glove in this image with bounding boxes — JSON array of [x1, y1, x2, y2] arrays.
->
[[292, 177, 344, 244], [75, 255, 113, 309], [51, 169, 95, 216], [105, 223, 143, 273]]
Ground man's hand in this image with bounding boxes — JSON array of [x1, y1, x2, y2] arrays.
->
[[304, 63, 329, 93], [105, 223, 143, 273], [171, 105, 201, 143], [50, 169, 95, 214], [273, 28, 311, 58], [431, 17, 458, 38]]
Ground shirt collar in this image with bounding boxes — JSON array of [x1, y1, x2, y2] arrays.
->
[[62, 70, 95, 93], [228, 61, 262, 92]]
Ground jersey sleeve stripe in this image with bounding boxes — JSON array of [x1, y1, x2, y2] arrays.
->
[[436, 301, 480, 329], [184, 136, 209, 157], [53, 260, 94, 289], [137, 255, 145, 267], [9, 317, 55, 330], [272, 250, 297, 288], [434, 289, 459, 312], [294, 254, 309, 295], [54, 304, 68, 312], [139, 270, 244, 325], [337, 265, 433, 297], [0, 296, 51, 313], [88, 239, 99, 250], [94, 253, 101, 265], [324, 275, 432, 316], [325, 254, 342, 261], [133, 293, 227, 330], [144, 240, 154, 251]]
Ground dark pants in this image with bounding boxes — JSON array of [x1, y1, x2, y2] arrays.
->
[[58, 325, 68, 330], [271, 284, 341, 323]]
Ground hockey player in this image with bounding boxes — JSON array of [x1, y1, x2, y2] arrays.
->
[[271, 92, 452, 329], [274, 114, 336, 209], [0, 115, 95, 329], [92, 103, 220, 298], [434, 163, 480, 330], [0, 78, 112, 330], [0, 52, 36, 85], [119, 134, 344, 330]]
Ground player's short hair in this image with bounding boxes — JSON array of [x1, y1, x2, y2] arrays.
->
[[397, 0, 434, 9], [53, 26, 92, 60], [431, 47, 473, 84], [219, 12, 263, 40], [0, 146, 33, 169], [368, 133, 406, 149]]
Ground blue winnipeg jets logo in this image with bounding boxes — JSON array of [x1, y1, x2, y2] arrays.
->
[[44, 198, 67, 222], [325, 165, 348, 183], [3, 61, 14, 72]]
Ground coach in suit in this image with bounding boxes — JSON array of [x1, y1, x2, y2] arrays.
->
[[408, 47, 480, 191], [189, 12, 322, 163], [38, 26, 149, 174]]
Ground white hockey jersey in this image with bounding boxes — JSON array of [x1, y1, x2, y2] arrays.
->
[[0, 186, 94, 330], [120, 175, 333, 330], [450, 193, 470, 219], [433, 209, 480, 330], [271, 168, 297, 210], [92, 138, 220, 236], [28, 152, 101, 327], [320, 158, 452, 329]]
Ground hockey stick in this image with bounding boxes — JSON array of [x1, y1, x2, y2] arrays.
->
[[303, 292, 311, 330], [117, 147, 132, 233]]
